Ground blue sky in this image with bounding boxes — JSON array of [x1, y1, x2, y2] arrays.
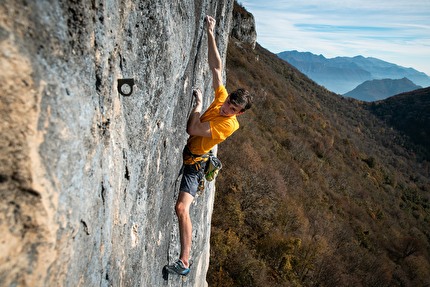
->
[[242, 0, 430, 76]]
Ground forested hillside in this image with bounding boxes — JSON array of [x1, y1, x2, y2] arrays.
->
[[366, 87, 430, 161], [207, 36, 430, 286]]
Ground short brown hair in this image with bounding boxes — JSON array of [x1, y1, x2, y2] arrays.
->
[[229, 88, 253, 112]]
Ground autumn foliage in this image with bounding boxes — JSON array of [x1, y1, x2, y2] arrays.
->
[[207, 37, 430, 286]]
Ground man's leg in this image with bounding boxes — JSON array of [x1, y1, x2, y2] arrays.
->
[[175, 191, 194, 268]]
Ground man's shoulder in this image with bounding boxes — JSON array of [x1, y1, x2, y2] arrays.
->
[[214, 85, 228, 100], [210, 117, 239, 140], [214, 84, 226, 91], [212, 116, 239, 131]]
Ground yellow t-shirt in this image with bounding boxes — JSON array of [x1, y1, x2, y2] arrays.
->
[[186, 85, 239, 158]]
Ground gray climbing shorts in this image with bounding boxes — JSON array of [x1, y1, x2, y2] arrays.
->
[[179, 162, 206, 197]]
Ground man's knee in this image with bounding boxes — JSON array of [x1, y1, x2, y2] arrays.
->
[[175, 191, 193, 216], [175, 200, 186, 216]]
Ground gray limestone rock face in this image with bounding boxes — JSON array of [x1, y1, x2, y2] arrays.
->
[[231, 2, 257, 49], [0, 0, 233, 286]]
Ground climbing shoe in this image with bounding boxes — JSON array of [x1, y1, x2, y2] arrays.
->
[[165, 259, 191, 276]]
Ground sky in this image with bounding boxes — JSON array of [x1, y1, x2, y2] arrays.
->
[[242, 0, 430, 76]]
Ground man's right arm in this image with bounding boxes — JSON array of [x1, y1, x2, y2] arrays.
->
[[186, 89, 212, 138], [206, 15, 223, 90]]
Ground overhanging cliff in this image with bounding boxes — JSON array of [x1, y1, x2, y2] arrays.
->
[[0, 0, 234, 286]]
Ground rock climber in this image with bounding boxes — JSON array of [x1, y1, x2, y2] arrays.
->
[[165, 15, 253, 276]]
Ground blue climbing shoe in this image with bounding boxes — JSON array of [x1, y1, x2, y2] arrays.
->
[[165, 259, 191, 276]]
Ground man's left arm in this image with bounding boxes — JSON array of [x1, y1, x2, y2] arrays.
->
[[186, 89, 212, 137], [206, 15, 223, 90]]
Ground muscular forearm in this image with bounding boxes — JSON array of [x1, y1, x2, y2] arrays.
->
[[186, 103, 203, 134], [207, 30, 222, 71], [186, 89, 211, 137], [206, 16, 223, 89]]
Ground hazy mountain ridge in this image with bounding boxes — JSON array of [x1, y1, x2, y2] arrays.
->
[[345, 77, 422, 101], [278, 50, 430, 95]]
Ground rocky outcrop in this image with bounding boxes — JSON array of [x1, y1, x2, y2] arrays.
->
[[231, 2, 257, 48], [0, 0, 233, 286]]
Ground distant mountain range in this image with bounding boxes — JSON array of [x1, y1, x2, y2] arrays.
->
[[344, 77, 422, 102], [277, 51, 430, 97]]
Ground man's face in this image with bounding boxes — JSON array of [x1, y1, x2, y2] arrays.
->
[[220, 97, 244, 117]]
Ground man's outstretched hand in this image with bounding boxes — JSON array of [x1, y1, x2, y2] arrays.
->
[[206, 15, 216, 34]]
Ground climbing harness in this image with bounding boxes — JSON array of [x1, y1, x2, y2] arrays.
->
[[183, 145, 222, 192]]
